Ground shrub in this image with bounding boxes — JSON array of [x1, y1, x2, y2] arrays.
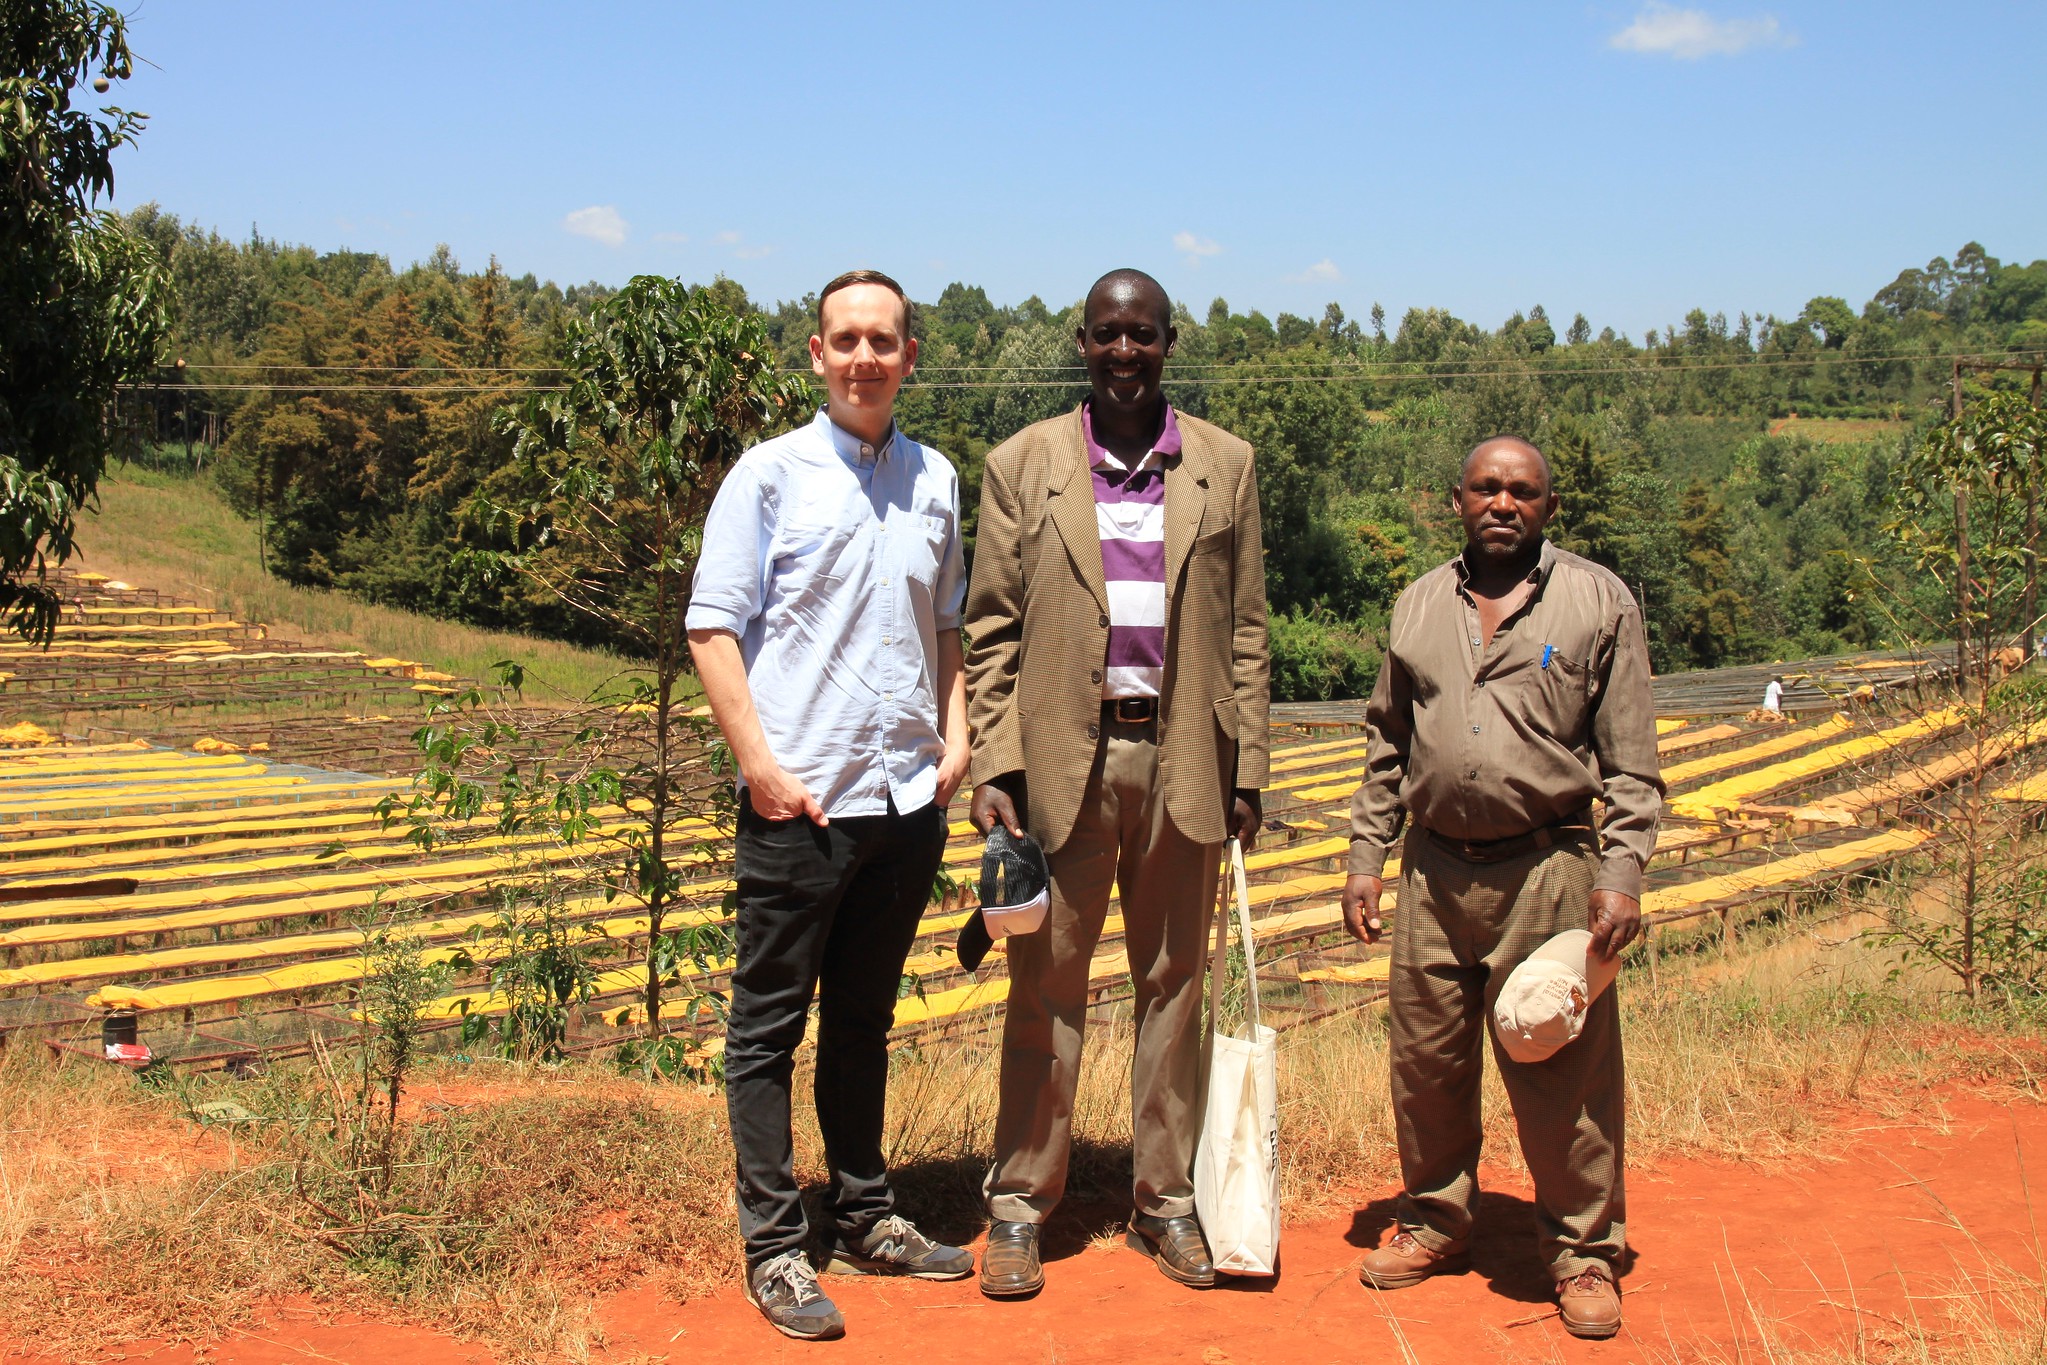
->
[[1267, 611, 1381, 702]]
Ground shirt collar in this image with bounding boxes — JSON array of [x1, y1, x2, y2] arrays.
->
[[1082, 399, 1181, 471], [819, 407, 896, 467], [1454, 537, 1556, 588]]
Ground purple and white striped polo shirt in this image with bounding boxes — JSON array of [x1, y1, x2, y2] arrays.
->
[[1083, 401, 1180, 700]]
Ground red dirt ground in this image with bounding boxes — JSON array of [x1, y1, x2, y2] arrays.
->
[[8, 1086, 2045, 1365]]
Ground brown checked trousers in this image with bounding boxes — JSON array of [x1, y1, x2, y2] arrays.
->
[[1390, 827, 1626, 1282]]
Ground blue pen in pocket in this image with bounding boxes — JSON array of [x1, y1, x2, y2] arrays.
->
[[1541, 644, 1554, 670]]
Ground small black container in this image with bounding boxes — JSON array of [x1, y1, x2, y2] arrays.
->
[[101, 1011, 139, 1049]]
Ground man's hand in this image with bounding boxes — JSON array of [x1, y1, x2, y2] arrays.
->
[[1341, 874, 1385, 944], [746, 762, 828, 825], [971, 777, 1025, 837], [935, 744, 970, 809], [1588, 889, 1640, 959], [1230, 788, 1263, 851]]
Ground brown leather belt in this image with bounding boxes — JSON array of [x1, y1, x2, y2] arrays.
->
[[1424, 813, 1594, 864], [1103, 697, 1158, 723]]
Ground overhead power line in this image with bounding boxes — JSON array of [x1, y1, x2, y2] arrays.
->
[[127, 348, 2044, 396]]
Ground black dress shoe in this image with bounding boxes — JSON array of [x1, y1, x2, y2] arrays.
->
[[1126, 1213, 1216, 1288], [979, 1219, 1044, 1298]]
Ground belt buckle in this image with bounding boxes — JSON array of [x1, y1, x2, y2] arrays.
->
[[1113, 697, 1153, 722]]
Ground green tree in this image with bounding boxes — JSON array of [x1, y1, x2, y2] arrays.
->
[[0, 1, 171, 640], [488, 276, 810, 1039]]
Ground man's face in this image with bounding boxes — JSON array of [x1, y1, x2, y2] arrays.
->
[[1454, 444, 1558, 560], [1077, 284, 1175, 417], [809, 284, 917, 419]]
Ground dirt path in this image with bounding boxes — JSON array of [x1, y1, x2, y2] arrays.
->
[[9, 1088, 2044, 1364]]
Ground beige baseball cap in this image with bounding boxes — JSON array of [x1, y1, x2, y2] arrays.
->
[[1492, 930, 1622, 1065]]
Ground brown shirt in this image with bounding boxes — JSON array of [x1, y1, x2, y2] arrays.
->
[[1347, 539, 1664, 898]]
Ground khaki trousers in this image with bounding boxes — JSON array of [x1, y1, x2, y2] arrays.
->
[[1390, 828, 1626, 1282], [985, 715, 1222, 1223]]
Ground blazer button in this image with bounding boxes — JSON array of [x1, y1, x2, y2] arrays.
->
[[1087, 723, 1100, 740], [1090, 668, 1102, 684], [1098, 613, 1109, 628]]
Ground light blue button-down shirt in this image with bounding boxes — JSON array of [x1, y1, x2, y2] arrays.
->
[[686, 408, 965, 818]]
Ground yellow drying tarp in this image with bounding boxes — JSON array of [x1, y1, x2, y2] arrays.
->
[[0, 741, 152, 761], [1668, 710, 1966, 821], [1271, 732, 1374, 762], [0, 797, 384, 846], [0, 723, 58, 747], [1655, 719, 1687, 735], [1297, 957, 1391, 985], [39, 621, 247, 636], [1285, 767, 1367, 803], [1269, 744, 1371, 778], [0, 752, 267, 782], [1657, 723, 1743, 756], [1992, 773, 2047, 803], [9, 911, 495, 990], [0, 823, 601, 890], [0, 775, 400, 820], [0, 775, 327, 817], [0, 837, 615, 932], [81, 896, 747, 1010], [0, 855, 744, 949], [1797, 720, 2047, 818], [1658, 716, 1854, 789], [1641, 828, 1927, 919]]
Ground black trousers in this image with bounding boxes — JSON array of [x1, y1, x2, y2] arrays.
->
[[724, 794, 947, 1268]]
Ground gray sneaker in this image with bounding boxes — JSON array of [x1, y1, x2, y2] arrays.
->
[[823, 1214, 975, 1280], [744, 1252, 844, 1341]]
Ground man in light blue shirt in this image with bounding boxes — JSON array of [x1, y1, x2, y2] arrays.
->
[[687, 269, 973, 1342]]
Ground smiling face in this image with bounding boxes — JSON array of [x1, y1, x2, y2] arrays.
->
[[1454, 439, 1559, 561], [1077, 274, 1176, 418], [809, 282, 917, 427]]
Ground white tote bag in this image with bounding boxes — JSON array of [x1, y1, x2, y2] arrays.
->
[[1193, 837, 1281, 1276]]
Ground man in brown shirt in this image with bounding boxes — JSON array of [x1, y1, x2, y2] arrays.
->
[[1341, 436, 1662, 1339]]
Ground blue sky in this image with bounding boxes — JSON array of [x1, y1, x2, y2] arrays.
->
[[106, 1, 2044, 337]]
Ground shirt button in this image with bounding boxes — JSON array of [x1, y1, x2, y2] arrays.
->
[[1471, 726, 1481, 734], [1099, 613, 1109, 627], [1468, 770, 1478, 780], [1090, 669, 1102, 684], [1087, 723, 1100, 740], [881, 579, 890, 588], [1476, 681, 1485, 688], [881, 635, 892, 645]]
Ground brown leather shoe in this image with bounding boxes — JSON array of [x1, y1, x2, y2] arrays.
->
[[1357, 1229, 1470, 1289], [1557, 1269, 1622, 1339], [1126, 1213, 1217, 1288], [979, 1220, 1043, 1299]]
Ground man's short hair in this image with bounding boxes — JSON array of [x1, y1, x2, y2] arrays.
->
[[817, 269, 914, 334], [1084, 268, 1172, 331]]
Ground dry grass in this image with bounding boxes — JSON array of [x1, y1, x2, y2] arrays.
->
[[75, 468, 637, 702], [3, 879, 2045, 1361]]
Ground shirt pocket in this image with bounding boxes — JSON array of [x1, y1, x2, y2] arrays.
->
[[1525, 647, 1594, 738], [895, 511, 950, 587]]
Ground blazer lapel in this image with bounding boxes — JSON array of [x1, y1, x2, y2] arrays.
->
[[1163, 420, 1213, 593], [1046, 407, 1108, 613]]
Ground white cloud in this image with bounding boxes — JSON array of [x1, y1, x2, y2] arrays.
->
[[1609, 4, 1793, 58], [733, 244, 773, 261], [714, 229, 743, 245], [1173, 230, 1222, 265], [562, 205, 628, 247], [1287, 259, 1343, 285]]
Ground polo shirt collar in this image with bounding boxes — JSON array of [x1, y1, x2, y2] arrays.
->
[[1082, 399, 1181, 471], [819, 407, 896, 467]]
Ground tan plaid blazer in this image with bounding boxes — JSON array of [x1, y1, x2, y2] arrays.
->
[[964, 406, 1271, 854]]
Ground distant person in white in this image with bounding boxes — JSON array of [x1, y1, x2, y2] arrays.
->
[[1762, 676, 1784, 713]]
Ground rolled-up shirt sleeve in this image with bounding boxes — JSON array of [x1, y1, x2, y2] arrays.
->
[[686, 466, 770, 637]]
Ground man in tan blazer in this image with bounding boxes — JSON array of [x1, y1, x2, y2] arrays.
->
[[965, 268, 1270, 1298]]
